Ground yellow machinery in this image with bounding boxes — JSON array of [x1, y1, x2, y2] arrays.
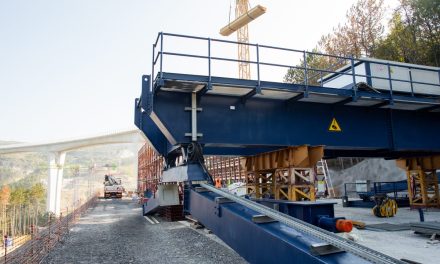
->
[[245, 146, 323, 201], [372, 196, 398, 217]]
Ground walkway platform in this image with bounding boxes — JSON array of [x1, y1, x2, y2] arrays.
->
[[136, 33, 440, 158]]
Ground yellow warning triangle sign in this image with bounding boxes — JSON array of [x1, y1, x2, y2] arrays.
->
[[328, 118, 342, 132]]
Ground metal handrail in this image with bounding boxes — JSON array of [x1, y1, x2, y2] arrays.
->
[[152, 32, 440, 98]]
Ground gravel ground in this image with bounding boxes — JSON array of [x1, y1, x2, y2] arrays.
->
[[42, 199, 247, 264]]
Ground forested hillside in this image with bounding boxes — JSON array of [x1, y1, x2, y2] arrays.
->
[[285, 0, 439, 83]]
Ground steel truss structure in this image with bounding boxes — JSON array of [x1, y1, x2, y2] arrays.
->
[[245, 146, 323, 201], [398, 156, 440, 208]]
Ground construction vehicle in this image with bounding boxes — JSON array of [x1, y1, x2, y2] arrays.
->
[[103, 174, 123, 198]]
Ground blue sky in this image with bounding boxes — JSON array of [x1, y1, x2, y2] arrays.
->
[[0, 0, 397, 142]]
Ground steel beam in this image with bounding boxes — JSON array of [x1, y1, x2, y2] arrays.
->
[[135, 73, 440, 158], [146, 90, 440, 157], [188, 186, 370, 264]]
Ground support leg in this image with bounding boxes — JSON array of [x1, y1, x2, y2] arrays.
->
[[397, 156, 440, 208], [47, 152, 66, 215]]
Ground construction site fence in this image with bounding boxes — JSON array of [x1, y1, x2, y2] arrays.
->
[[1, 195, 98, 264]]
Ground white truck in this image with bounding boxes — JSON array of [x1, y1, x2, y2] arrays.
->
[[104, 174, 124, 198]]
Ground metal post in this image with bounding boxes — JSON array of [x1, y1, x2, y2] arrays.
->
[[208, 38, 212, 88], [387, 64, 394, 101], [435, 70, 440, 98], [303, 51, 308, 94], [66, 207, 69, 234], [256, 44, 261, 94], [418, 208, 425, 222], [58, 213, 62, 242], [320, 71, 323, 87], [151, 44, 155, 92], [350, 57, 357, 99], [409, 69, 414, 96], [4, 236, 6, 264], [191, 92, 197, 142], [47, 214, 51, 252], [160, 32, 164, 79]]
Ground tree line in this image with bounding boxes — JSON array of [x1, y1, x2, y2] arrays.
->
[[0, 184, 46, 238], [284, 0, 440, 83]]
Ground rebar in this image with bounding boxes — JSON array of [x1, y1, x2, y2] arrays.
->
[[0, 196, 97, 264]]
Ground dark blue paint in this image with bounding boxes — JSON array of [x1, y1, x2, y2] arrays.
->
[[254, 199, 336, 226], [149, 89, 440, 157], [188, 187, 369, 264]]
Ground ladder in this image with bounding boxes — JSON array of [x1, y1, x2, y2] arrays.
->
[[316, 159, 335, 198]]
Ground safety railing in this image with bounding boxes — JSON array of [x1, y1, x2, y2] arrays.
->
[[1, 196, 97, 264], [344, 181, 408, 199], [343, 182, 369, 199], [152, 32, 440, 101]]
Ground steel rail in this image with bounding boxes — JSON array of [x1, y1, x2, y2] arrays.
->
[[200, 183, 405, 264]]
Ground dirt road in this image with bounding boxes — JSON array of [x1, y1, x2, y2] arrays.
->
[[42, 199, 246, 264]]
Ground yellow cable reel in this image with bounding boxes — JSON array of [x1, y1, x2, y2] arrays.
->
[[372, 197, 398, 217]]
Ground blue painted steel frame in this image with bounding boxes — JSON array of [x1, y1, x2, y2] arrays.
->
[[188, 187, 369, 264], [146, 78, 440, 157], [135, 33, 440, 158]]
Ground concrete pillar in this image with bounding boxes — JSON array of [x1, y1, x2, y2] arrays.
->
[[47, 151, 66, 215]]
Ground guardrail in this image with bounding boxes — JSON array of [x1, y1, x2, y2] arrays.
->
[[1, 196, 97, 264], [151, 32, 440, 101], [343, 181, 408, 200]]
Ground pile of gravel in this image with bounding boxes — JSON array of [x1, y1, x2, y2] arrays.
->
[[328, 158, 406, 196]]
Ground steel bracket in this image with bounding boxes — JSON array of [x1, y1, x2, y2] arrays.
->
[[215, 197, 235, 204], [194, 187, 209, 193], [251, 215, 277, 224], [310, 243, 344, 256]]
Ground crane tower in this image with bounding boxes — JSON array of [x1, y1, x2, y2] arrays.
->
[[220, 1, 266, 79], [235, 0, 251, 79]]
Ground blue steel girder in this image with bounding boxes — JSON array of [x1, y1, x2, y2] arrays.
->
[[188, 187, 369, 264], [136, 73, 440, 158]]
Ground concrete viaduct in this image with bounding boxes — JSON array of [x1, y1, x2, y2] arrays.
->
[[0, 129, 146, 215]]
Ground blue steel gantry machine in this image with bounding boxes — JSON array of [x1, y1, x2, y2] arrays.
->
[[135, 32, 440, 264]]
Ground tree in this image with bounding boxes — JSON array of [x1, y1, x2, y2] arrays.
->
[[373, 12, 418, 62], [400, 0, 440, 66], [372, 0, 440, 66], [29, 183, 45, 202], [284, 48, 334, 84], [284, 0, 386, 84], [9, 187, 27, 206], [0, 185, 10, 205], [319, 0, 385, 58]]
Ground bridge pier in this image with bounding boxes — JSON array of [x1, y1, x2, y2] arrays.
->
[[47, 151, 66, 215]]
